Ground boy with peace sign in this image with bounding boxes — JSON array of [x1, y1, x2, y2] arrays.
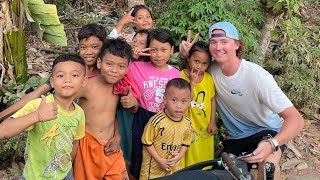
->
[[0, 54, 87, 180]]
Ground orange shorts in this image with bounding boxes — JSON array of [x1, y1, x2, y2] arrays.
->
[[73, 131, 128, 180]]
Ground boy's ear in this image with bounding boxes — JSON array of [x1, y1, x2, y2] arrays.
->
[[82, 76, 88, 87], [49, 76, 54, 88], [97, 58, 102, 69], [170, 46, 174, 55], [163, 95, 167, 105]]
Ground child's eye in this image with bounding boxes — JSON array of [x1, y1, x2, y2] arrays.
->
[[106, 62, 113, 66], [57, 74, 63, 78], [195, 60, 200, 64], [161, 49, 167, 53], [72, 74, 79, 78], [92, 45, 99, 49], [79, 45, 85, 49], [171, 99, 176, 102], [119, 64, 127, 69], [150, 48, 156, 53], [203, 62, 209, 66]]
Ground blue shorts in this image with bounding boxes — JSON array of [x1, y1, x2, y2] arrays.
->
[[129, 107, 156, 178]]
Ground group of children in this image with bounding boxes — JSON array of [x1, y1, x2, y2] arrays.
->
[[0, 4, 217, 180]]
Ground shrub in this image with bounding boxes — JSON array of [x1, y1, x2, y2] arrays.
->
[[156, 0, 265, 62], [265, 17, 320, 117]]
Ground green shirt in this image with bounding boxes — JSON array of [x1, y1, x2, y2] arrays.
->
[[12, 94, 85, 180]]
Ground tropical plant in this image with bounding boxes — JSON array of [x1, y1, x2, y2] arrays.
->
[[265, 17, 320, 118], [1, 0, 67, 84], [156, 0, 264, 62]]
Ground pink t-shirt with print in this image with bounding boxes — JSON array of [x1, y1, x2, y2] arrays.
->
[[129, 61, 181, 113]]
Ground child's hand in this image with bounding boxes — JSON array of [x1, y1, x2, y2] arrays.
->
[[189, 69, 199, 85], [132, 47, 151, 60], [179, 30, 199, 59], [104, 134, 121, 155], [120, 88, 138, 109], [167, 152, 181, 167], [207, 121, 218, 135], [118, 8, 137, 27], [37, 95, 58, 122], [158, 158, 171, 172]]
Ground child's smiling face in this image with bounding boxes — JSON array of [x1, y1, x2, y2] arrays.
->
[[148, 39, 173, 71], [79, 36, 103, 68], [134, 8, 153, 31]]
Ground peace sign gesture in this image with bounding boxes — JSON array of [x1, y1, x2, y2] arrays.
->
[[179, 30, 199, 60]]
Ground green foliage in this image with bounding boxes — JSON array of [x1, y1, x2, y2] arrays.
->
[[266, 0, 304, 15], [156, 0, 265, 62], [25, 0, 68, 46], [1, 76, 47, 107], [0, 76, 47, 162], [0, 133, 26, 162], [265, 17, 320, 117]]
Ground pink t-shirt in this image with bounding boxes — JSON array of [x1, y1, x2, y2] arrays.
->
[[129, 61, 182, 113]]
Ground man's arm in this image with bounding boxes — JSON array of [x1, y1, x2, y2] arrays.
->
[[275, 106, 304, 146], [245, 106, 304, 163], [0, 84, 52, 121]]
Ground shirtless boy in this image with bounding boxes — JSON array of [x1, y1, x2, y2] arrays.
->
[[73, 38, 132, 180]]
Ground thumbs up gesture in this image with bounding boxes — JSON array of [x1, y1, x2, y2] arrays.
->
[[37, 95, 58, 122], [120, 87, 138, 109]]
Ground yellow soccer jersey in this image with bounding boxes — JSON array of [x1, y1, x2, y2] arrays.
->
[[140, 110, 192, 180]]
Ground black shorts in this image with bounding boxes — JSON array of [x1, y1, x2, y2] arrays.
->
[[130, 106, 156, 178], [222, 130, 285, 170]]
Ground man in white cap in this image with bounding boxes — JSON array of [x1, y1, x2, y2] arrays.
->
[[207, 22, 304, 179]]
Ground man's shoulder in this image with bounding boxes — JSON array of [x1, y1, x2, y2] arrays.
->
[[241, 60, 274, 83]]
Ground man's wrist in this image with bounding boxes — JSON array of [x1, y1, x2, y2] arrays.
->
[[263, 137, 279, 152]]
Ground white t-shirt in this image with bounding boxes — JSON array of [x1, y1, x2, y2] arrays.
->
[[108, 27, 135, 41], [208, 59, 293, 139]]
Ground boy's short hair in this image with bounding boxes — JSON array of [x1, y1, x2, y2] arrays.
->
[[131, 5, 152, 18], [165, 78, 191, 94], [147, 28, 174, 47], [133, 29, 150, 38], [52, 54, 86, 74], [78, 23, 106, 42], [99, 38, 132, 62]]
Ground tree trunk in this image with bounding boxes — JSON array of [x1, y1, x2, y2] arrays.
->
[[3, 0, 27, 83], [258, 12, 279, 63], [128, 0, 145, 9]]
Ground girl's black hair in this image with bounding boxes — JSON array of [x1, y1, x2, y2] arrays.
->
[[131, 5, 152, 18], [147, 28, 174, 47]]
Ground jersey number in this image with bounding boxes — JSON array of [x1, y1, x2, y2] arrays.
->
[[159, 127, 164, 136]]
